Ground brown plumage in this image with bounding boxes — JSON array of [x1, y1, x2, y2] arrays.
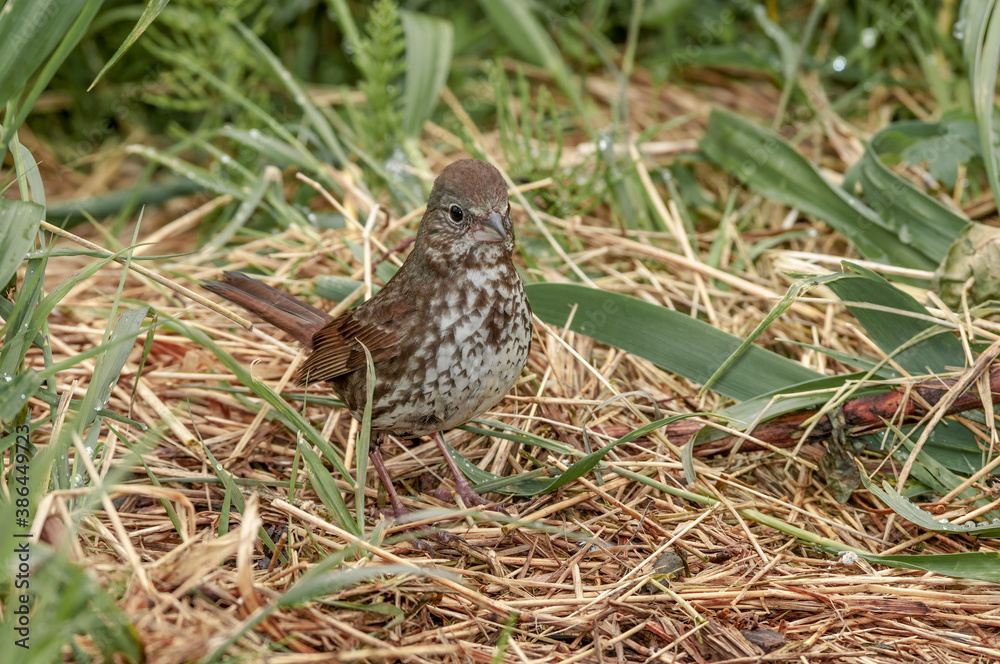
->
[[205, 159, 532, 517]]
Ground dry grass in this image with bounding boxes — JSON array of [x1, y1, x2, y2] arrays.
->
[[19, 69, 1000, 663]]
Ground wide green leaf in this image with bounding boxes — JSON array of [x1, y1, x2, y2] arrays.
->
[[962, 0, 1000, 209], [400, 10, 453, 139], [700, 108, 936, 269], [823, 264, 966, 374], [856, 121, 970, 263], [526, 283, 819, 401], [855, 551, 1000, 584]]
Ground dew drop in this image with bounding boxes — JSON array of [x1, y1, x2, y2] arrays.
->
[[221, 154, 232, 165], [596, 132, 612, 153], [832, 55, 847, 72], [249, 128, 261, 140], [953, 17, 966, 40], [898, 225, 911, 245], [860, 27, 878, 49]]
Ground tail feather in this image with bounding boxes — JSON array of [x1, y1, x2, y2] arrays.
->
[[203, 271, 333, 348]]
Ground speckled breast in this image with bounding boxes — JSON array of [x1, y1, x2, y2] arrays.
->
[[356, 268, 531, 437]]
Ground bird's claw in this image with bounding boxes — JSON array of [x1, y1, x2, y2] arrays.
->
[[456, 487, 510, 515]]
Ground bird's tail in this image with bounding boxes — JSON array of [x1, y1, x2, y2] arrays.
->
[[203, 271, 333, 348]]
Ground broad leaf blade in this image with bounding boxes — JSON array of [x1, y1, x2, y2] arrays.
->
[[962, 1, 1000, 210], [400, 10, 453, 139], [824, 264, 966, 374], [526, 283, 819, 401], [858, 121, 970, 263], [700, 108, 936, 269]]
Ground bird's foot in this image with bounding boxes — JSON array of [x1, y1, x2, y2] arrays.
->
[[401, 527, 466, 554], [375, 505, 467, 553], [454, 486, 510, 515]]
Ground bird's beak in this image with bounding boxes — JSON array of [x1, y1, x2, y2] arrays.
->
[[470, 210, 507, 243]]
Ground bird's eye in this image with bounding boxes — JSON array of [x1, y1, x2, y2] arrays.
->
[[449, 204, 464, 222]]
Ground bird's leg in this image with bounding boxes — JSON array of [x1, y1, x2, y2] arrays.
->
[[369, 435, 409, 519], [370, 434, 463, 550], [432, 432, 504, 511]]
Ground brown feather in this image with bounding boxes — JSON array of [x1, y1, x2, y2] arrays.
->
[[298, 312, 407, 384], [203, 271, 332, 347]]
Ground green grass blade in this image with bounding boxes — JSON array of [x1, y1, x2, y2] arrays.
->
[[0, 0, 104, 154], [127, 145, 243, 198], [700, 280, 809, 396], [0, 198, 42, 290], [74, 308, 148, 436], [2, 251, 123, 391], [0, 550, 142, 663], [399, 10, 453, 139], [168, 320, 355, 485], [0, 371, 44, 423], [10, 134, 45, 207], [477, 0, 575, 102], [860, 469, 1000, 538], [450, 414, 702, 496], [88, 0, 169, 89], [856, 551, 1000, 583], [231, 20, 348, 167], [196, 167, 273, 255], [0, 0, 89, 111], [298, 439, 360, 536], [200, 442, 282, 555], [355, 344, 376, 534]]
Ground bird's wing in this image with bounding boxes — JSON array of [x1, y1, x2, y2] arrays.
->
[[297, 305, 412, 384]]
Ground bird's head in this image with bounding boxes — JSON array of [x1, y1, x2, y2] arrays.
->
[[416, 159, 515, 271]]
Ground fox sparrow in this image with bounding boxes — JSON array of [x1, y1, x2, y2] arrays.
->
[[205, 159, 532, 518]]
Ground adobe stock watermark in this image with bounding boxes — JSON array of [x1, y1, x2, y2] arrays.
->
[[9, 422, 33, 650], [577, 297, 620, 336]]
